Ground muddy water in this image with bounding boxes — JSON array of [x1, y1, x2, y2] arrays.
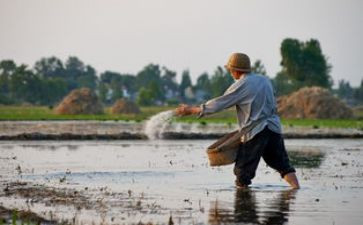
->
[[0, 139, 363, 225]]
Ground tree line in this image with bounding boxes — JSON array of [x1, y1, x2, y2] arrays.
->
[[0, 57, 236, 106], [0, 38, 362, 107]]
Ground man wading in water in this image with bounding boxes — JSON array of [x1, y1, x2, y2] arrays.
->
[[175, 53, 300, 189]]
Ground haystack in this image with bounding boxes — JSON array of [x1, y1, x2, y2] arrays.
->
[[54, 88, 103, 115], [277, 86, 353, 119], [111, 99, 141, 114]]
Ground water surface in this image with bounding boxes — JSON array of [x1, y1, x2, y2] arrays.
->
[[0, 139, 362, 224]]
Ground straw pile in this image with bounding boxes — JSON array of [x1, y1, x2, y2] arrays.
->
[[54, 88, 103, 115], [111, 99, 141, 114], [277, 86, 353, 119]]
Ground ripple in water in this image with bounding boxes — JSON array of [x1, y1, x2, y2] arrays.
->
[[144, 110, 175, 139]]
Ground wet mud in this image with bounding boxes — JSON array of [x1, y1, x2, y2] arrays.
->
[[0, 121, 362, 140], [0, 139, 363, 224]]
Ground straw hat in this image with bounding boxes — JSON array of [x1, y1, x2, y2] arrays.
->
[[224, 53, 251, 73]]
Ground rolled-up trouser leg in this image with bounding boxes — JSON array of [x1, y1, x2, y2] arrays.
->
[[233, 128, 270, 186], [262, 130, 296, 178]]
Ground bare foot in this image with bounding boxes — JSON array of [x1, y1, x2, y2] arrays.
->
[[283, 172, 300, 189], [235, 180, 249, 189]]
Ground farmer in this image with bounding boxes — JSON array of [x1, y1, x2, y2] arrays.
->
[[175, 53, 299, 189]]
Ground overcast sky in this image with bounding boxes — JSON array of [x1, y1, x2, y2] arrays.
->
[[0, 0, 362, 86]]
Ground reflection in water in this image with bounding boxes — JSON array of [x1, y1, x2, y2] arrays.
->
[[209, 189, 297, 225], [16, 144, 80, 151], [288, 150, 325, 168]]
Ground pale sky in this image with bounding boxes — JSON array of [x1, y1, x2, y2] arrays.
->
[[0, 0, 362, 86]]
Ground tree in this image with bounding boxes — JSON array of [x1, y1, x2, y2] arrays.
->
[[279, 38, 332, 90], [136, 87, 153, 106], [337, 79, 353, 100], [99, 71, 123, 103], [179, 70, 192, 100], [120, 74, 137, 99], [136, 64, 161, 88], [136, 64, 164, 103], [161, 67, 178, 93], [148, 80, 164, 103], [194, 72, 211, 101], [98, 82, 108, 103], [251, 60, 267, 75], [63, 56, 97, 91], [353, 79, 363, 105], [65, 56, 85, 79], [0, 60, 17, 94], [38, 78, 68, 105], [78, 65, 97, 89], [271, 72, 298, 96], [10, 65, 43, 104], [34, 56, 64, 79], [0, 60, 17, 104], [209, 66, 234, 97]]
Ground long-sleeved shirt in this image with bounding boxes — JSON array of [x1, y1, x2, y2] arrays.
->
[[199, 73, 281, 142]]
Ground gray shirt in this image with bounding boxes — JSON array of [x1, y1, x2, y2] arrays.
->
[[199, 73, 281, 142]]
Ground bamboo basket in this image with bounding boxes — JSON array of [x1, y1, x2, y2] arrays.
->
[[206, 130, 242, 166]]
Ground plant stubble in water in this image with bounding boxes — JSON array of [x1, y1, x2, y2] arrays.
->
[[144, 110, 175, 140]]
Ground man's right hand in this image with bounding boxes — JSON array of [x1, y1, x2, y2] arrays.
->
[[175, 104, 201, 116], [175, 104, 191, 116]]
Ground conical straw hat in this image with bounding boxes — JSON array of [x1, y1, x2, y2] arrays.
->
[[224, 53, 251, 72]]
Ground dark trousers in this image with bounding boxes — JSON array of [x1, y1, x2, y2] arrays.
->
[[234, 127, 295, 186]]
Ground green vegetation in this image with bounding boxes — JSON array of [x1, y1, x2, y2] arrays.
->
[[0, 106, 362, 129], [178, 117, 363, 129], [354, 108, 363, 118], [0, 106, 173, 121], [281, 119, 363, 129]]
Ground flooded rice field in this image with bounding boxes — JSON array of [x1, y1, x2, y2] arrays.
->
[[0, 139, 363, 225]]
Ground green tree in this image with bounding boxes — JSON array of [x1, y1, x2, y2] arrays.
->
[[99, 71, 138, 103], [136, 64, 164, 103], [136, 64, 161, 88], [10, 65, 43, 104], [121, 74, 137, 98], [0, 60, 17, 104], [98, 82, 108, 103], [34, 56, 64, 79], [209, 66, 234, 97], [136, 87, 153, 106], [78, 65, 97, 89], [63, 56, 97, 91], [251, 60, 267, 75], [353, 79, 363, 105], [195, 72, 211, 100], [65, 56, 85, 79], [161, 67, 178, 93], [149, 80, 164, 103], [337, 79, 353, 100], [38, 78, 68, 105], [279, 38, 332, 90], [99, 71, 123, 103], [179, 70, 192, 100], [161, 67, 179, 104], [271, 72, 298, 96]]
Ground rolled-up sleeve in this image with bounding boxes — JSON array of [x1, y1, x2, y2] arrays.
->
[[199, 80, 245, 118]]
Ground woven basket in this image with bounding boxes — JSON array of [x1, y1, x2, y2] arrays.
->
[[206, 130, 242, 166]]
